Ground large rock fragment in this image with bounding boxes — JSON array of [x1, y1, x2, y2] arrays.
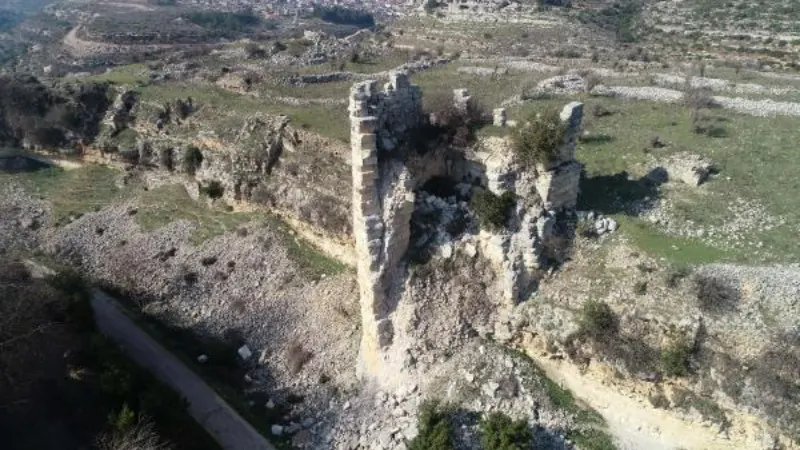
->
[[663, 153, 714, 186]]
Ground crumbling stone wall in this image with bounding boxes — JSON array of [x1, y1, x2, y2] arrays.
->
[[350, 74, 585, 381], [350, 72, 425, 376], [535, 102, 583, 210]]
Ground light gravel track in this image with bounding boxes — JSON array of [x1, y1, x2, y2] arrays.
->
[[91, 290, 276, 450]]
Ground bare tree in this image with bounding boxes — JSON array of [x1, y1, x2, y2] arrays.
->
[[96, 418, 173, 450]]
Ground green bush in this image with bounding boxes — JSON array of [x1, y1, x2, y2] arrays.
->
[[109, 403, 137, 432], [182, 146, 203, 176], [511, 109, 565, 168], [480, 412, 532, 450], [660, 340, 693, 377], [693, 274, 738, 312], [470, 189, 516, 231], [200, 180, 224, 199], [578, 300, 616, 339], [408, 401, 454, 450]]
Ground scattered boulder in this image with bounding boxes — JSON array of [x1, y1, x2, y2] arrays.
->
[[662, 153, 714, 186], [238, 345, 253, 361]]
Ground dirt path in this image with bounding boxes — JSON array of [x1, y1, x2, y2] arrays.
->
[[91, 290, 276, 450], [63, 25, 118, 57], [524, 346, 762, 450]]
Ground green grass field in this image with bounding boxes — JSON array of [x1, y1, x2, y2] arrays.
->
[[413, 65, 540, 111], [135, 184, 255, 245], [74, 63, 151, 85], [511, 96, 800, 265], [137, 84, 350, 142], [0, 164, 128, 225]]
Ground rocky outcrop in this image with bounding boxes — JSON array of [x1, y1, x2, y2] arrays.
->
[[659, 152, 714, 186]]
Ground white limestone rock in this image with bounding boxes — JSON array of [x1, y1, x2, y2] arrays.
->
[[237, 345, 253, 361]]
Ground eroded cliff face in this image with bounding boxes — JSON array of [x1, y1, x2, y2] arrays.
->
[[79, 88, 355, 246], [502, 236, 800, 449], [0, 75, 111, 150]]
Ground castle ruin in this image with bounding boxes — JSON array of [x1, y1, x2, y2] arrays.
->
[[349, 72, 583, 381]]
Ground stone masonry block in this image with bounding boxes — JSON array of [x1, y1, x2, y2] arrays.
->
[[560, 101, 584, 144], [352, 133, 377, 151], [390, 71, 409, 91], [535, 161, 582, 210], [353, 117, 378, 134]]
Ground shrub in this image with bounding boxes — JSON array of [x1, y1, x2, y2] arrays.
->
[[511, 109, 566, 168], [665, 267, 690, 288], [684, 84, 716, 111], [693, 274, 738, 312], [109, 403, 137, 432], [97, 417, 171, 450], [576, 220, 595, 238], [480, 412, 532, 450], [424, 93, 488, 148], [697, 61, 707, 78], [408, 400, 454, 450], [158, 147, 174, 171], [660, 340, 693, 377], [634, 280, 648, 295], [182, 146, 203, 175], [199, 180, 224, 199], [244, 42, 266, 59], [578, 300, 616, 339], [584, 73, 603, 93], [649, 135, 665, 149], [119, 148, 140, 165], [470, 189, 516, 231], [31, 126, 66, 148]]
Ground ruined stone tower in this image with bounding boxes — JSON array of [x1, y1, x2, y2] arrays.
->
[[349, 73, 424, 376], [349, 73, 584, 381]]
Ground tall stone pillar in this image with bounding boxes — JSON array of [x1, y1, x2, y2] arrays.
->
[[349, 75, 422, 380], [534, 101, 584, 210]]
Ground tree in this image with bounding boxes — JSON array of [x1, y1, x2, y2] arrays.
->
[[408, 401, 454, 450], [480, 412, 532, 450], [96, 418, 172, 450], [511, 109, 565, 168], [578, 300, 617, 339]]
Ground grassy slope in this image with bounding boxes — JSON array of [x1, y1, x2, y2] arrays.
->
[[413, 64, 540, 110], [0, 165, 128, 224], [137, 83, 350, 142], [137, 184, 346, 278], [513, 96, 800, 266]]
